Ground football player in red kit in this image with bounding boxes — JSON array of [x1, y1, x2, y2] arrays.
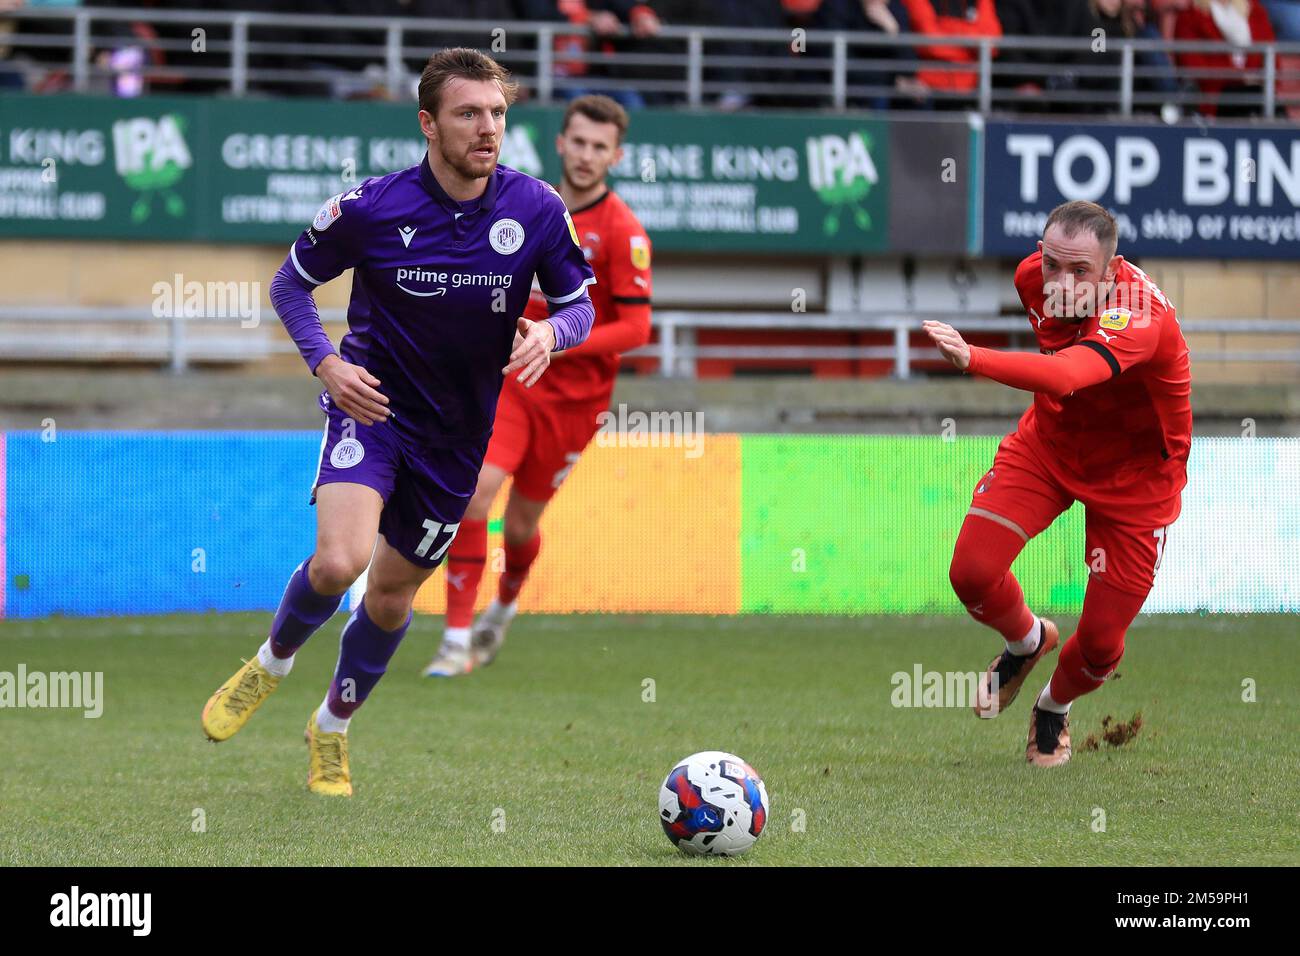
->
[[923, 200, 1192, 767], [424, 94, 653, 676]]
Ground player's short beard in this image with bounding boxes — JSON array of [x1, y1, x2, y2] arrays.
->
[[437, 131, 497, 181]]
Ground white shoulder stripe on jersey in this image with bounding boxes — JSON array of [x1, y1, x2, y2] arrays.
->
[[289, 243, 324, 286], [544, 275, 597, 305]]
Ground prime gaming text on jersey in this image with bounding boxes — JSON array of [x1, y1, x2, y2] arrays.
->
[[395, 269, 514, 289]]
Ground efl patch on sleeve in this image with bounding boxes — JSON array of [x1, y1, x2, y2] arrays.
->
[[313, 193, 344, 232], [630, 234, 650, 270], [562, 207, 580, 247], [1099, 307, 1132, 331]]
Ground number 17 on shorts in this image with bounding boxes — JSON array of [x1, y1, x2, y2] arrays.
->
[[415, 520, 460, 562]]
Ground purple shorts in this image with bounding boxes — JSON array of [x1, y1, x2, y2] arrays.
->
[[310, 390, 486, 569]]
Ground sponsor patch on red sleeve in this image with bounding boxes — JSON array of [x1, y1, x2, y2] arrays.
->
[[1099, 307, 1132, 331]]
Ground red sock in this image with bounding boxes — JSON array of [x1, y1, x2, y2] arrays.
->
[[949, 513, 1036, 642], [444, 518, 487, 628], [1049, 575, 1146, 705], [498, 531, 541, 607]]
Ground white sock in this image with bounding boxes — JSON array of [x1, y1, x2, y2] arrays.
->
[[1005, 617, 1041, 657], [443, 626, 471, 650], [483, 598, 517, 624], [315, 697, 350, 734], [1036, 684, 1071, 715], [257, 639, 294, 678]]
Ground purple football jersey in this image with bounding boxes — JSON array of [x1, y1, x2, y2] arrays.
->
[[284, 157, 595, 448]]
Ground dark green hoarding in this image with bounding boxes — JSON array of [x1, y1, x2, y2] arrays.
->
[[0, 93, 976, 254]]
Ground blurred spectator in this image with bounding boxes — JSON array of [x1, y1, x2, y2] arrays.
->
[[1174, 0, 1276, 115], [402, 1, 528, 45], [517, 0, 660, 109], [2, 0, 84, 92], [816, 0, 919, 109], [1026, 0, 1101, 110], [648, 0, 697, 20], [784, 0, 825, 26], [774, 0, 825, 106], [91, 0, 186, 97], [898, 0, 1002, 101], [1089, 0, 1186, 112], [399, 1, 530, 98], [8, 0, 1287, 120], [1151, 0, 1193, 36], [272, 0, 526, 101], [0, 0, 25, 90], [248, 0, 380, 99], [650, 0, 785, 110], [590, 0, 662, 106], [1260, 0, 1300, 37], [992, 0, 1045, 101], [1261, 0, 1300, 118], [146, 0, 289, 98]]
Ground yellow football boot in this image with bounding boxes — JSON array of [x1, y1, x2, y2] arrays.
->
[[201, 658, 282, 741], [305, 710, 353, 797]]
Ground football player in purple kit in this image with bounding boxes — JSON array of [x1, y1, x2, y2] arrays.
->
[[200, 48, 596, 796]]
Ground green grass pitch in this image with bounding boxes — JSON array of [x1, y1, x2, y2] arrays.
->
[[1, 612, 1296, 866]]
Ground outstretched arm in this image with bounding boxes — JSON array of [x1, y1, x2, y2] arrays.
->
[[923, 320, 1113, 399]]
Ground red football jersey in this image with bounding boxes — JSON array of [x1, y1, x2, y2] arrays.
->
[[522, 187, 653, 405], [1011, 251, 1193, 522]]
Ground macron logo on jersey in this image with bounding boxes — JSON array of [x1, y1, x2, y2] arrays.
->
[[398, 225, 417, 248]]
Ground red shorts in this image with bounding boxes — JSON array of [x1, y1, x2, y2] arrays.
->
[[969, 433, 1172, 598], [484, 381, 605, 502]]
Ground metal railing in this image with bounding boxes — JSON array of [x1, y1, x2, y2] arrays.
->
[[1, 304, 1297, 377], [3, 6, 1300, 116]]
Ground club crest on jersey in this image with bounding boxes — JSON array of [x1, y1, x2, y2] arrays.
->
[[313, 194, 343, 232], [1099, 308, 1131, 332], [490, 218, 525, 255], [330, 438, 364, 469], [630, 235, 650, 270]]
